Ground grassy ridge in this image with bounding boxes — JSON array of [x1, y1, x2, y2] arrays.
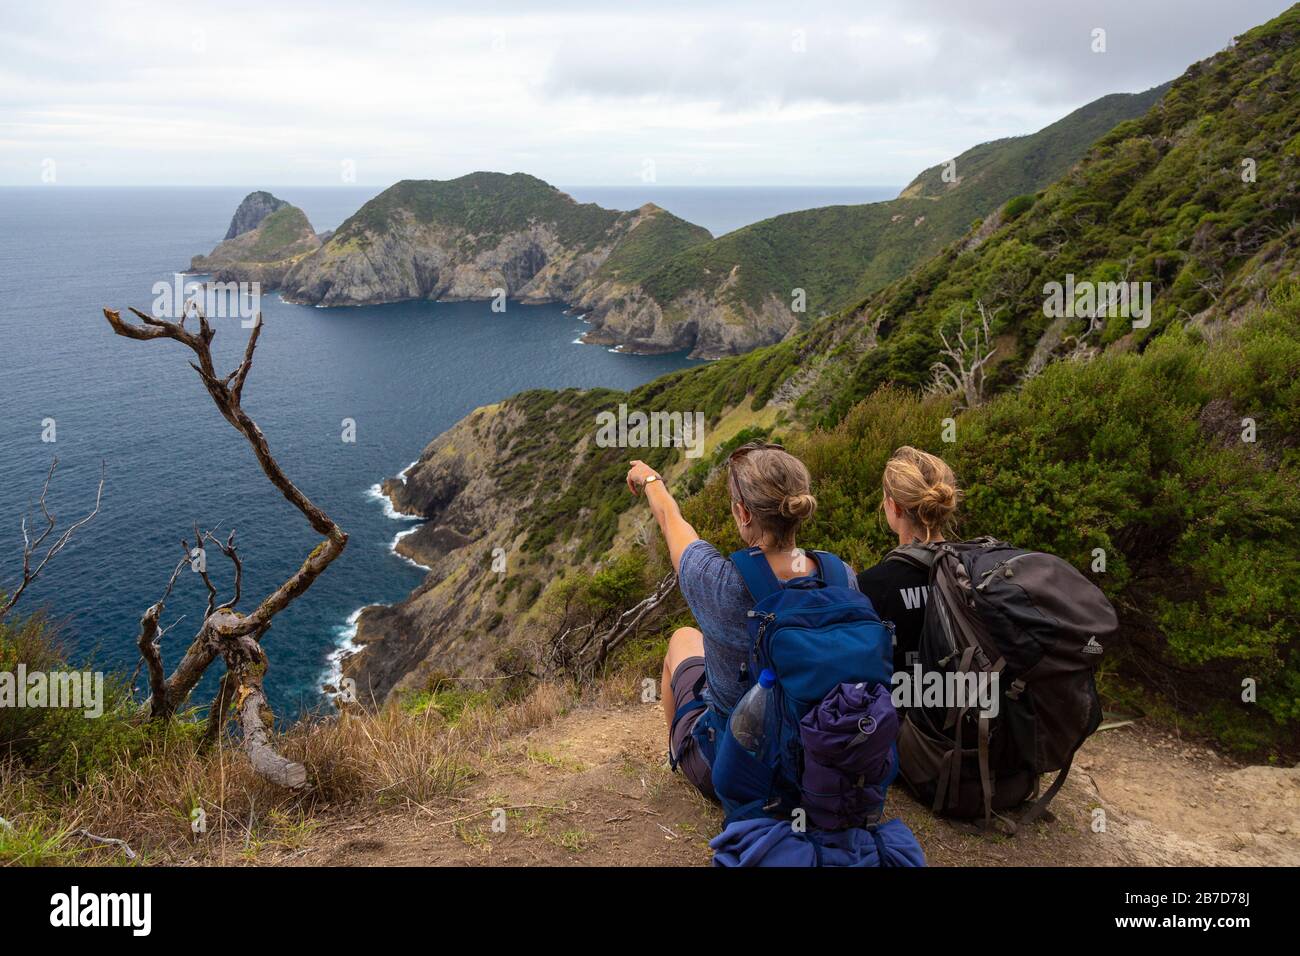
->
[[901, 86, 1171, 202], [334, 172, 624, 250]]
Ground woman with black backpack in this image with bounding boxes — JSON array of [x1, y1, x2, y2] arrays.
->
[[856, 446, 961, 671]]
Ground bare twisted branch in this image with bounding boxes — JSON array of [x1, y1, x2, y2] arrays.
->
[[104, 304, 347, 787]]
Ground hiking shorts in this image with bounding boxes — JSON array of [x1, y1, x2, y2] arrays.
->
[[668, 656, 718, 801]]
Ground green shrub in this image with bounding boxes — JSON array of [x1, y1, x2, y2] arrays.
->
[[1002, 193, 1036, 220], [0, 611, 168, 787]]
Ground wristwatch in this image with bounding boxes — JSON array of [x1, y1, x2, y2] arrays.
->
[[641, 474, 662, 490]]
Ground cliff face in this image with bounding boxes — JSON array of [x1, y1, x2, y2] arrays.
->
[[190, 203, 322, 286], [342, 402, 545, 703], [283, 217, 624, 308], [573, 283, 798, 357], [224, 190, 290, 240], [277, 174, 713, 315]]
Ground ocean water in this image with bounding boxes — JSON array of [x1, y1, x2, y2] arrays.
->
[[0, 183, 895, 717]]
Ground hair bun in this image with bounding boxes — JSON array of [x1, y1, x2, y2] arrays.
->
[[923, 481, 956, 506], [779, 492, 818, 520], [914, 481, 956, 526]]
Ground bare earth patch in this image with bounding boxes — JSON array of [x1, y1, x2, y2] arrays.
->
[[259, 703, 1298, 868]]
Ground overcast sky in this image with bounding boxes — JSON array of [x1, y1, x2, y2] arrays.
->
[[0, 0, 1290, 187]]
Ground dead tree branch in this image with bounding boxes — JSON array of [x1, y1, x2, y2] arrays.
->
[[103, 305, 348, 787], [136, 553, 189, 717], [1, 458, 105, 620], [544, 572, 677, 678], [927, 301, 1000, 409]]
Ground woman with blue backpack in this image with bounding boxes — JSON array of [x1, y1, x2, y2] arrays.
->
[[627, 442, 925, 866], [626, 441, 846, 801]]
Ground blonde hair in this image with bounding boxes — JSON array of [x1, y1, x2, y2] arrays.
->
[[727, 442, 817, 548], [882, 446, 959, 541]]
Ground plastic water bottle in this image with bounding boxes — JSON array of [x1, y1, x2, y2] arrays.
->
[[730, 668, 777, 753]]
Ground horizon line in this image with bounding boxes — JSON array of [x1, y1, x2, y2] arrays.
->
[[0, 182, 907, 190]]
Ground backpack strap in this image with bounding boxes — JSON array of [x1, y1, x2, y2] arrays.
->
[[729, 546, 783, 601], [1017, 748, 1078, 827], [731, 547, 850, 599], [885, 543, 939, 572], [809, 550, 850, 588], [667, 668, 710, 772]]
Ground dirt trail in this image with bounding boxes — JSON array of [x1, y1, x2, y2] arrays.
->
[[265, 702, 1299, 867]]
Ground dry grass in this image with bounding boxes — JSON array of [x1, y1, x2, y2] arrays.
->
[[0, 683, 574, 865]]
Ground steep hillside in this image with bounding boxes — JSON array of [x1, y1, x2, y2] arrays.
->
[[339, 8, 1300, 755], [797, 12, 1300, 422], [278, 173, 712, 311], [189, 199, 323, 286], [578, 85, 1169, 357], [899, 86, 1173, 202]]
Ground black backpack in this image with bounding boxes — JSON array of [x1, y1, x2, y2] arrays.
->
[[888, 538, 1118, 831]]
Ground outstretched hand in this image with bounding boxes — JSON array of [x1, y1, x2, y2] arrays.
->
[[625, 460, 697, 571], [626, 460, 660, 495]]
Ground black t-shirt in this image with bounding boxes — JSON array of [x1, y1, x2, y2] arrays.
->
[[857, 558, 931, 672]]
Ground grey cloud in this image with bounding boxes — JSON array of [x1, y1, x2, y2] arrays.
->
[[540, 0, 1293, 109]]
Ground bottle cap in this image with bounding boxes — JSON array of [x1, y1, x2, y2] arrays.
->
[[757, 668, 777, 689]]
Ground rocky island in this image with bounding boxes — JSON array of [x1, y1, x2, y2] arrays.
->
[[190, 191, 324, 287]]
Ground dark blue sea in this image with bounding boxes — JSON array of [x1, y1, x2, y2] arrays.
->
[[0, 184, 896, 717]]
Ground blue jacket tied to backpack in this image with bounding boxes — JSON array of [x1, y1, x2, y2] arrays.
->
[[710, 817, 925, 867]]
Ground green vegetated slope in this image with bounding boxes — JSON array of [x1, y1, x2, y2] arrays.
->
[[634, 84, 1170, 319], [592, 208, 714, 286], [480, 6, 1300, 754], [900, 86, 1172, 202], [245, 206, 316, 261], [804, 9, 1300, 423], [189, 200, 321, 279], [332, 172, 632, 251]]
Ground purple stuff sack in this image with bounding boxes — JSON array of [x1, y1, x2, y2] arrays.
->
[[798, 680, 899, 830]]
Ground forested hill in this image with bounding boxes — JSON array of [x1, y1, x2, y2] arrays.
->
[[276, 172, 712, 310]]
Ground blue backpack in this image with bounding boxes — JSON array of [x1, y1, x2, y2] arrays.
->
[[706, 546, 897, 826]]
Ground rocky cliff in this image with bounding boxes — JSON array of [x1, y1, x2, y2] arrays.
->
[[224, 190, 290, 239], [342, 398, 580, 702], [277, 174, 712, 314]]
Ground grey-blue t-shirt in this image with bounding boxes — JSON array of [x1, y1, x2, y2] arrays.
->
[[677, 539, 860, 714]]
